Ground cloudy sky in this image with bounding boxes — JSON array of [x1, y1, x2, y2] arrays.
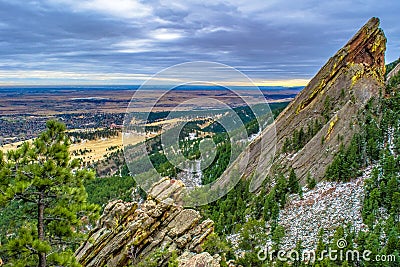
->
[[0, 0, 399, 86]]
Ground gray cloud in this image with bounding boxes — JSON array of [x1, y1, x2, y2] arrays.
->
[[0, 0, 399, 85]]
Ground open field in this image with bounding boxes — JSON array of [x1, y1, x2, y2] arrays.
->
[[0, 132, 146, 164], [70, 133, 123, 163], [0, 87, 299, 115], [0, 139, 34, 154]]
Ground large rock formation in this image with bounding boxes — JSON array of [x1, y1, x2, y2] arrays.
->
[[75, 17, 387, 267], [244, 17, 386, 188], [75, 178, 215, 267]]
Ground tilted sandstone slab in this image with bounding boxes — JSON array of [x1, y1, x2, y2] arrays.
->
[[386, 62, 400, 82], [75, 178, 215, 267], [235, 17, 387, 190]]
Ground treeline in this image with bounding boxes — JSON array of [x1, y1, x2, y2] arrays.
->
[[68, 128, 119, 142], [201, 68, 400, 266], [200, 167, 303, 266], [85, 167, 145, 209], [203, 102, 289, 135], [72, 148, 92, 156], [386, 57, 400, 75], [202, 133, 231, 185]]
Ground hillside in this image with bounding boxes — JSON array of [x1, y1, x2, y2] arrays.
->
[[1, 17, 398, 267], [72, 17, 399, 267], [243, 17, 386, 191]]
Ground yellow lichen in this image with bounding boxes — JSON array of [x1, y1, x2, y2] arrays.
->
[[350, 64, 365, 87], [325, 116, 338, 140], [296, 79, 327, 114], [296, 48, 349, 114], [371, 34, 385, 53]]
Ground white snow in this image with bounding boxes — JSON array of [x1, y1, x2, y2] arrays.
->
[[276, 166, 374, 250]]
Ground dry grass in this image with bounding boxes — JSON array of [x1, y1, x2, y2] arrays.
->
[[0, 139, 33, 154], [71, 132, 144, 163], [0, 132, 145, 164], [144, 118, 182, 127], [70, 133, 123, 162]]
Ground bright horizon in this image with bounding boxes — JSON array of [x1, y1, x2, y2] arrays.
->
[[0, 1, 399, 87], [0, 78, 310, 88]]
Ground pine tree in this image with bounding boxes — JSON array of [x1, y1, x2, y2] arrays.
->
[[271, 225, 285, 251], [0, 120, 100, 266], [288, 168, 299, 194], [238, 218, 268, 251], [306, 172, 316, 189]]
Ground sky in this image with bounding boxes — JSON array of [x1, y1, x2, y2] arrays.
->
[[0, 0, 399, 86]]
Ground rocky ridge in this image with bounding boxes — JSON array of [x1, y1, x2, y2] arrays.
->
[[75, 178, 216, 267], [242, 17, 386, 189], [75, 17, 390, 267], [386, 62, 400, 82]]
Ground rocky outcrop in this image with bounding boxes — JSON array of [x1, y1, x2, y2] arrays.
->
[[75, 178, 215, 267], [386, 62, 400, 82], [178, 251, 221, 267], [242, 17, 386, 189]]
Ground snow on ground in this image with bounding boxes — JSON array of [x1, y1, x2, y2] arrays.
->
[[278, 166, 373, 250]]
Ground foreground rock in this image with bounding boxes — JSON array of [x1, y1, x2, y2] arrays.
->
[[75, 178, 216, 267], [178, 251, 221, 267]]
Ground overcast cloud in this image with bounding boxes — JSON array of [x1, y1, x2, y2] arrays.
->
[[0, 0, 399, 85]]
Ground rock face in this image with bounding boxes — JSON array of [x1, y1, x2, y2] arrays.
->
[[75, 178, 215, 267], [386, 62, 400, 82], [178, 251, 221, 267], [244, 17, 386, 187]]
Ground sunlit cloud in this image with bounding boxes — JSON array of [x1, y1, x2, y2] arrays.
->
[[112, 39, 155, 53], [197, 26, 234, 35], [151, 28, 185, 41], [0, 70, 151, 85], [255, 78, 310, 87]]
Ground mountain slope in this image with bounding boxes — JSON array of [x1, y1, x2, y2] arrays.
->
[[245, 17, 386, 190], [75, 18, 393, 267]]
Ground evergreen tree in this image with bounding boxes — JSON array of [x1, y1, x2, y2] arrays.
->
[[288, 168, 299, 194], [271, 225, 285, 251], [0, 120, 99, 266], [306, 172, 317, 189]]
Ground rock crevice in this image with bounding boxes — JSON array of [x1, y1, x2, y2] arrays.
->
[[75, 178, 214, 267]]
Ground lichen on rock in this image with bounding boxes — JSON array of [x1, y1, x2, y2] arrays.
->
[[242, 17, 387, 187], [75, 178, 216, 267]]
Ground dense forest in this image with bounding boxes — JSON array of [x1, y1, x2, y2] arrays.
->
[[0, 66, 398, 266], [200, 65, 400, 266]]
